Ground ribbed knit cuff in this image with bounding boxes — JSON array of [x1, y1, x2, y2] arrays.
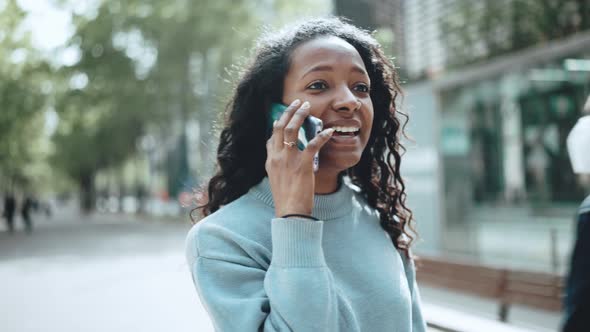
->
[[271, 218, 326, 267]]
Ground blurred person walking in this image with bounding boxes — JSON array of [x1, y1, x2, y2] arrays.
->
[[20, 194, 34, 234], [2, 193, 16, 233], [526, 131, 551, 201], [562, 96, 590, 332]]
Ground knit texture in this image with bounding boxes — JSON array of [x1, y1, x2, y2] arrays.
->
[[186, 177, 427, 332]]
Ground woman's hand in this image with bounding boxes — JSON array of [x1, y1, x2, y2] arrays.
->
[[265, 99, 335, 217]]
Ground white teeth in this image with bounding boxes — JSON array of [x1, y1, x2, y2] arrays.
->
[[333, 126, 360, 133]]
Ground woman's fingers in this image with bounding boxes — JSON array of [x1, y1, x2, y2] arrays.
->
[[303, 128, 335, 162], [272, 99, 301, 148], [268, 100, 330, 173], [282, 101, 311, 146]]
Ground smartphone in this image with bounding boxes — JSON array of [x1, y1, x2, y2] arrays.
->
[[268, 103, 323, 171]]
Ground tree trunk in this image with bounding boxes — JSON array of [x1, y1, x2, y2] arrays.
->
[[79, 172, 96, 214]]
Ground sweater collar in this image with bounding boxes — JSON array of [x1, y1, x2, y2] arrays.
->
[[249, 177, 354, 220]]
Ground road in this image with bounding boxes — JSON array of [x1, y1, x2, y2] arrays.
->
[[1, 208, 558, 332], [0, 210, 213, 332]]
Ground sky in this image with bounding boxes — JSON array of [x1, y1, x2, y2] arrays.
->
[[14, 0, 103, 66], [16, 0, 73, 51], [11, 0, 98, 135]]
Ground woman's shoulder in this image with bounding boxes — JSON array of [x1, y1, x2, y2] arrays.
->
[[197, 191, 273, 227], [185, 192, 274, 263]]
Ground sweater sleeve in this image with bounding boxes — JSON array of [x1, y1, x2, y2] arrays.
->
[[186, 217, 360, 332], [401, 253, 428, 332]]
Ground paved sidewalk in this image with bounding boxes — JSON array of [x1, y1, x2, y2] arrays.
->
[[1, 207, 563, 332], [422, 302, 540, 332], [420, 285, 561, 332], [0, 212, 209, 332]]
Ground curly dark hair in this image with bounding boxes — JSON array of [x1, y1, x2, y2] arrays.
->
[[191, 17, 416, 257]]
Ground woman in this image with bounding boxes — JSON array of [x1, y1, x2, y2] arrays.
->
[[186, 17, 427, 331]]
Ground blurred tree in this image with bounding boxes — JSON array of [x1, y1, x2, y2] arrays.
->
[[118, 0, 262, 198], [440, 0, 590, 68], [50, 3, 154, 212], [0, 0, 49, 191], [50, 0, 332, 212], [50, 0, 263, 211]]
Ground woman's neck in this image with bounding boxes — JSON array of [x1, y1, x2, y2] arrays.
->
[[314, 169, 341, 194]]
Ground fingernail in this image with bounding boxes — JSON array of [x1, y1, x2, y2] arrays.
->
[[301, 101, 310, 109], [273, 120, 277, 126], [291, 99, 301, 107], [326, 128, 335, 135]]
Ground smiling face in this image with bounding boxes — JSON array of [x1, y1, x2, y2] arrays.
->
[[282, 36, 374, 173]]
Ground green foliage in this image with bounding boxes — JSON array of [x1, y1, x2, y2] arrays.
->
[[2, 0, 332, 203], [47, 0, 267, 206], [0, 0, 49, 189], [440, 0, 590, 68]]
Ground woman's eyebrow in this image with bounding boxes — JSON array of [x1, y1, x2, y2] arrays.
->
[[301, 64, 368, 79]]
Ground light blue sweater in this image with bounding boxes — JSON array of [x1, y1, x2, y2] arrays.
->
[[185, 177, 427, 331]]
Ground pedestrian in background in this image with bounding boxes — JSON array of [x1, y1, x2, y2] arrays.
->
[[20, 194, 34, 234], [185, 17, 426, 332], [2, 192, 16, 233], [563, 95, 590, 332]]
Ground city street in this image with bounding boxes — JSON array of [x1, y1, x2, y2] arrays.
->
[[2, 0, 588, 331], [0, 208, 560, 332], [0, 210, 213, 332]]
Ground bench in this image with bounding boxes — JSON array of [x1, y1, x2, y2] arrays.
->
[[415, 256, 563, 322]]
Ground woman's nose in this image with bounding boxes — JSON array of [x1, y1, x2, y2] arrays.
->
[[331, 86, 360, 113]]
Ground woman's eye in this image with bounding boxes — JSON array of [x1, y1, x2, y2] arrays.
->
[[307, 81, 327, 90], [354, 84, 370, 93]]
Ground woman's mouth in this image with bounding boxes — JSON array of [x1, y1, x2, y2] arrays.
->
[[331, 126, 360, 137], [327, 126, 361, 146]]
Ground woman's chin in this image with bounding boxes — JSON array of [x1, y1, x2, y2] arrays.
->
[[318, 154, 363, 173]]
